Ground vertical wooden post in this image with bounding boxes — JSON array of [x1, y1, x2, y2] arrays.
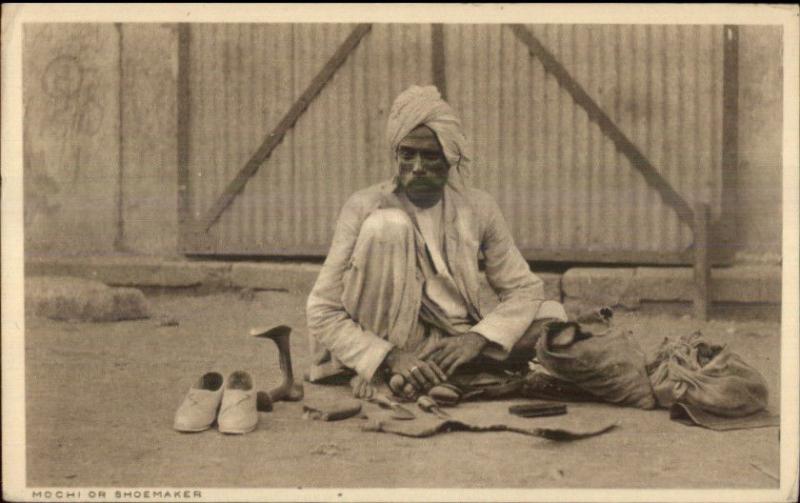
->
[[114, 23, 126, 251], [693, 202, 711, 320], [718, 25, 739, 263], [431, 24, 447, 100], [177, 23, 192, 252]]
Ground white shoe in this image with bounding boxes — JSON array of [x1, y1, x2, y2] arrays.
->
[[173, 372, 225, 432], [217, 371, 258, 434]]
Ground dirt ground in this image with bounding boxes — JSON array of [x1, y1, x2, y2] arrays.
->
[[25, 289, 781, 489]]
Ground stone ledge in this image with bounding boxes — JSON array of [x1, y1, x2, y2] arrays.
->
[[26, 256, 232, 288], [231, 264, 562, 299], [634, 266, 781, 303], [26, 276, 151, 322], [710, 265, 782, 303], [564, 265, 781, 306], [562, 268, 639, 308], [230, 262, 322, 293], [25, 257, 563, 301], [24, 257, 780, 306]]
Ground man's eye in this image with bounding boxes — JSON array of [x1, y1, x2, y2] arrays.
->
[[422, 153, 443, 162], [398, 151, 416, 161]]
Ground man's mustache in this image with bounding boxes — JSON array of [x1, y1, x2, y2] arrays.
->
[[406, 178, 446, 191]]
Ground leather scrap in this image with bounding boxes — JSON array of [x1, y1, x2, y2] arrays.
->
[[367, 394, 416, 420], [303, 399, 362, 421], [361, 414, 619, 442], [362, 416, 617, 441]]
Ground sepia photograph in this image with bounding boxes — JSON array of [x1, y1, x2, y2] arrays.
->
[[2, 4, 798, 502]]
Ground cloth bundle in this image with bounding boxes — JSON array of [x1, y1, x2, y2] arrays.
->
[[534, 321, 657, 409], [646, 332, 769, 417], [531, 317, 773, 429]]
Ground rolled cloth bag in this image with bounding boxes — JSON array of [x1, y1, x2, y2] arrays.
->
[[535, 322, 657, 409], [646, 332, 768, 417]]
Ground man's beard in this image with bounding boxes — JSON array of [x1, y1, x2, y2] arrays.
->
[[403, 178, 446, 208]]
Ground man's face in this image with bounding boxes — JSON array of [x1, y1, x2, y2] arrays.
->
[[396, 125, 450, 204]]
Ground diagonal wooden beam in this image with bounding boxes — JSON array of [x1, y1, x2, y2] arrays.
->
[[201, 23, 373, 231], [506, 24, 695, 229]]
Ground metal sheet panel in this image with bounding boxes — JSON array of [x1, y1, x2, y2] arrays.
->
[[184, 24, 724, 263], [444, 24, 724, 260], [188, 23, 432, 254]]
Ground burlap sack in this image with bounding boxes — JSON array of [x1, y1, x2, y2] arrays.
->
[[647, 332, 768, 417], [535, 322, 657, 409]]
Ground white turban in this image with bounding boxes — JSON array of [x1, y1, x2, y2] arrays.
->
[[385, 85, 472, 185]]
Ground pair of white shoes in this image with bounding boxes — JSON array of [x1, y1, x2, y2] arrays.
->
[[173, 371, 258, 434]]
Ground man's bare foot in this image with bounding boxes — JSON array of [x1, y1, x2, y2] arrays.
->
[[350, 375, 376, 399]]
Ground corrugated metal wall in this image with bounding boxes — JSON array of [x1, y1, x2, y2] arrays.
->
[[443, 24, 723, 261], [188, 24, 433, 255], [184, 24, 724, 263]]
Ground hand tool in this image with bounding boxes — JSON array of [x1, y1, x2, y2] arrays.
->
[[508, 402, 567, 418], [367, 393, 416, 420], [417, 395, 451, 419], [251, 325, 304, 410], [303, 400, 362, 421]]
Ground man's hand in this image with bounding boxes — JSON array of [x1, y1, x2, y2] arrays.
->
[[418, 332, 488, 376], [384, 348, 447, 390]]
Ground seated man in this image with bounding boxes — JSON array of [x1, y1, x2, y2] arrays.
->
[[306, 85, 566, 398]]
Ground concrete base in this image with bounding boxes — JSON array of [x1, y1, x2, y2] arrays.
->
[[26, 276, 151, 322], [26, 256, 232, 288], [563, 265, 781, 309], [562, 268, 640, 309], [230, 262, 322, 293], [24, 257, 782, 313]]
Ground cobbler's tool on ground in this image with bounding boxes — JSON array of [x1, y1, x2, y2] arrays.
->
[[251, 325, 304, 411], [417, 395, 451, 419], [368, 394, 416, 420], [508, 402, 568, 418]]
